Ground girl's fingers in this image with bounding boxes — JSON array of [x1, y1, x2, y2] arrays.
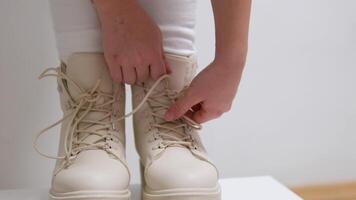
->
[[121, 65, 136, 84], [150, 59, 166, 80], [135, 65, 149, 83]]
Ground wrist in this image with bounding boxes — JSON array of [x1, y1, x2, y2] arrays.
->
[[214, 49, 247, 70], [210, 58, 244, 81]]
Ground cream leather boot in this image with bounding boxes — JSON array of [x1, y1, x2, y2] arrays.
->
[[34, 53, 130, 200], [131, 54, 221, 200]]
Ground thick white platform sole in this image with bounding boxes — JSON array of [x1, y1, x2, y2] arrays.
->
[[49, 189, 131, 200]]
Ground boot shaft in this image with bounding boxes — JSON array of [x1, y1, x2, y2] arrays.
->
[[131, 53, 211, 164], [54, 53, 126, 169]]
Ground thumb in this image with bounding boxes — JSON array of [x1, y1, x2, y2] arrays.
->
[[192, 108, 209, 124], [165, 89, 201, 121]]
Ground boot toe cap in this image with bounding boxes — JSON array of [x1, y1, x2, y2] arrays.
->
[[145, 147, 218, 190], [51, 151, 130, 193]]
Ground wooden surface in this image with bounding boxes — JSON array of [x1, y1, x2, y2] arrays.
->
[[293, 181, 356, 200]]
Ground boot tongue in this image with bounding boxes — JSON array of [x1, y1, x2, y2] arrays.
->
[[65, 53, 112, 98], [64, 53, 114, 146], [167, 62, 193, 92]]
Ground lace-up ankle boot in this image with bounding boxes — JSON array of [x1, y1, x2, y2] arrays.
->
[[35, 53, 130, 200], [131, 54, 221, 200]]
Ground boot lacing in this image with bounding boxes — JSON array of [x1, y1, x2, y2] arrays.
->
[[34, 67, 201, 167], [139, 78, 202, 150], [34, 68, 122, 167]]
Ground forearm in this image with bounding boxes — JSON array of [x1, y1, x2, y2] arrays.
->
[[211, 0, 251, 65]]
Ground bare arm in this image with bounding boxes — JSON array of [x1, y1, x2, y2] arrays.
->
[[165, 0, 252, 123], [212, 0, 251, 66]]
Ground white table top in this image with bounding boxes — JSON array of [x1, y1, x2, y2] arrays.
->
[[0, 176, 302, 200]]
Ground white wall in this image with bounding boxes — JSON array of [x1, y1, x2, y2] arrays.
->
[[0, 0, 355, 189]]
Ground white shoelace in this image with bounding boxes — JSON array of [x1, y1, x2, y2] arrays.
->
[[138, 81, 202, 150], [34, 66, 201, 167]]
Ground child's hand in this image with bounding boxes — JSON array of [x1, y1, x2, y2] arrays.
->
[[94, 0, 170, 84], [165, 58, 244, 123]]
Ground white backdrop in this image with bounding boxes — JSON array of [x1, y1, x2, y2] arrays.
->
[[0, 0, 355, 189]]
